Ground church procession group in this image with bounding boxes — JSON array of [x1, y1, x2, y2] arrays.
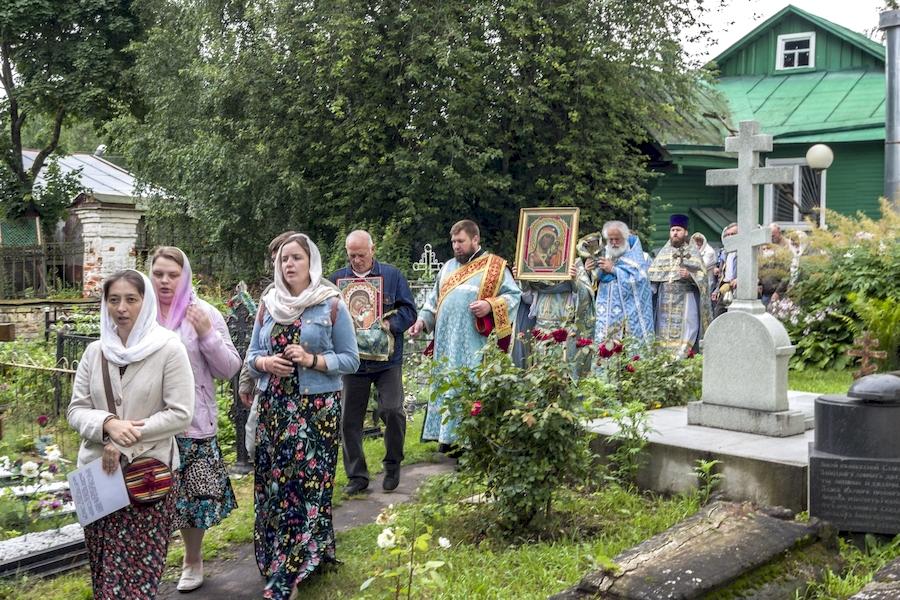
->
[[64, 211, 800, 600]]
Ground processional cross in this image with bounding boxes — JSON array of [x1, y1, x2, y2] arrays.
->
[[706, 121, 794, 312]]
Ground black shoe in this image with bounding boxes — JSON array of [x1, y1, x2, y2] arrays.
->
[[342, 479, 368, 495], [383, 469, 400, 491]]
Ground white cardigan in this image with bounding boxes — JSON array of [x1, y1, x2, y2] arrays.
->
[[67, 339, 195, 470]]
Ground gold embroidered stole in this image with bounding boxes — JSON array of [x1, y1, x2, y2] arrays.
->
[[435, 254, 512, 340]]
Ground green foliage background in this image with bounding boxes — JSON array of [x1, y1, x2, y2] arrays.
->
[[106, 0, 712, 279]]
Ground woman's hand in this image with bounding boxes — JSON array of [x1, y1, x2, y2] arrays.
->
[[258, 353, 294, 377], [240, 392, 254, 408], [104, 418, 145, 447], [102, 442, 122, 475], [283, 343, 315, 367], [185, 304, 213, 337]]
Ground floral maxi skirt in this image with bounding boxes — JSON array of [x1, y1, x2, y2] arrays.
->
[[84, 486, 177, 600], [254, 388, 341, 600]]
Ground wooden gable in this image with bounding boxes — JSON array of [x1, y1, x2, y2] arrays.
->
[[714, 5, 885, 77]]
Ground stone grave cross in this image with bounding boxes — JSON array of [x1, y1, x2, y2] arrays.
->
[[706, 121, 794, 311]]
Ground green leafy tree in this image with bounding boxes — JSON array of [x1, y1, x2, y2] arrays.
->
[[111, 0, 714, 274], [0, 0, 142, 223]]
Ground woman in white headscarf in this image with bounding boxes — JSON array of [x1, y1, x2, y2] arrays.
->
[[691, 232, 718, 292], [67, 269, 194, 599], [247, 233, 359, 600]]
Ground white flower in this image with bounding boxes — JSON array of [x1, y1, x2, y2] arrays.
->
[[40, 471, 55, 484], [438, 537, 451, 549], [45, 448, 62, 463], [377, 528, 397, 549], [20, 461, 39, 478]]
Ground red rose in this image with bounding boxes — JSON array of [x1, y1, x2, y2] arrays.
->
[[576, 338, 593, 348], [531, 329, 542, 339], [598, 344, 612, 359], [550, 329, 568, 343], [687, 349, 695, 358], [632, 355, 640, 361], [626, 364, 635, 373], [612, 342, 624, 354]]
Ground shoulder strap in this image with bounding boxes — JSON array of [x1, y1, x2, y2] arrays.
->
[[330, 297, 338, 325], [101, 354, 117, 415], [257, 301, 267, 326]]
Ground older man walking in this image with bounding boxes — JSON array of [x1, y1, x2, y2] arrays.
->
[[330, 230, 417, 494]]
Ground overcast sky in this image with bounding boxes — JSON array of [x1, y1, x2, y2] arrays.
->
[[687, 0, 889, 60]]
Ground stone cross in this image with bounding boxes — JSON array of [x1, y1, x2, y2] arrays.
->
[[706, 121, 794, 311], [413, 243, 444, 281], [846, 331, 888, 379]]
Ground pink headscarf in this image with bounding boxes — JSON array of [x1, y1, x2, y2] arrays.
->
[[152, 247, 196, 331]]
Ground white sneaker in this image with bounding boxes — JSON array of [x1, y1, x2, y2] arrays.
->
[[177, 566, 204, 592]]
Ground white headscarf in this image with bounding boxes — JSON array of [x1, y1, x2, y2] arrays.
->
[[100, 270, 179, 366], [262, 233, 339, 325]]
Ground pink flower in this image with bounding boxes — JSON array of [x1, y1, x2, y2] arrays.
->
[[309, 458, 317, 469], [625, 364, 635, 373], [598, 344, 612, 359], [37, 415, 49, 427], [470, 401, 483, 416], [288, 423, 298, 436], [632, 355, 640, 361], [575, 338, 593, 348], [550, 329, 568, 343], [687, 349, 695, 358]]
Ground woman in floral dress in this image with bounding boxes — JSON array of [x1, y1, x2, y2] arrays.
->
[[68, 270, 194, 599], [248, 233, 359, 600]]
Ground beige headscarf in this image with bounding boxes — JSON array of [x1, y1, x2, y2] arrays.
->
[[261, 233, 339, 325]]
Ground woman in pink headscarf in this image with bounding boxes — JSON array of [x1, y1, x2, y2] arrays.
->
[[149, 247, 242, 593]]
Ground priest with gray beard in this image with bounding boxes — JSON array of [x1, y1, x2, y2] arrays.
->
[[584, 220, 654, 348]]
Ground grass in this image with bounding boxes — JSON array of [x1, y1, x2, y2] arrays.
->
[[788, 367, 854, 395]]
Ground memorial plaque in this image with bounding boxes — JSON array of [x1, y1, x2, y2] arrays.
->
[[809, 384, 900, 534], [809, 451, 900, 535]]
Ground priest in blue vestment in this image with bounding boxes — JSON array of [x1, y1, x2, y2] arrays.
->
[[409, 220, 521, 452], [586, 221, 654, 348]]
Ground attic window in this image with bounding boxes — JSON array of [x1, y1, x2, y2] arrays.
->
[[776, 32, 815, 70]]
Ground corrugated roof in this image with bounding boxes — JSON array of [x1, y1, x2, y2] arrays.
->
[[22, 150, 145, 205], [713, 4, 885, 66]]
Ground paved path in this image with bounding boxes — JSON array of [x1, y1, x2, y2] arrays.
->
[[156, 455, 455, 600]]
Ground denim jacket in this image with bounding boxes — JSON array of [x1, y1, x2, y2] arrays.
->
[[330, 260, 417, 373], [248, 296, 360, 394]]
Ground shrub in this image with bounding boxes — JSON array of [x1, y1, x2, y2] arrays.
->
[[436, 330, 593, 533]]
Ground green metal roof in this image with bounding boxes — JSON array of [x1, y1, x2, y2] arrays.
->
[[716, 68, 884, 140], [714, 4, 885, 67]]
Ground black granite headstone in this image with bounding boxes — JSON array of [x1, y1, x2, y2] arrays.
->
[[810, 384, 900, 535]]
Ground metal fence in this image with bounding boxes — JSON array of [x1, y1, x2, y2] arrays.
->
[[0, 242, 85, 300]]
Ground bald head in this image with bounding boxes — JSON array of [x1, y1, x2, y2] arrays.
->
[[346, 230, 376, 274]]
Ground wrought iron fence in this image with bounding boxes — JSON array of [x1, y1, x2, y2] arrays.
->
[[0, 242, 85, 300]]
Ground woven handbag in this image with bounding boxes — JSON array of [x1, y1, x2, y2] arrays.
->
[[101, 355, 173, 505]]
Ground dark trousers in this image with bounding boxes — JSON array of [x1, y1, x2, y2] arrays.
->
[[341, 366, 406, 482]]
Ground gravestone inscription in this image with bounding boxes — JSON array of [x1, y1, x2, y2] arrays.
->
[[809, 375, 900, 534]]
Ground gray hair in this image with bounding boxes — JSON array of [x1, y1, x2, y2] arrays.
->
[[345, 230, 374, 247], [602, 220, 630, 240]]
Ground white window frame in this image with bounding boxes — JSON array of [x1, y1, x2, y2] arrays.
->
[[776, 32, 816, 71], [763, 157, 827, 230]]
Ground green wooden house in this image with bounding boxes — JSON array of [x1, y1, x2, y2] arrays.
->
[[647, 4, 886, 251]]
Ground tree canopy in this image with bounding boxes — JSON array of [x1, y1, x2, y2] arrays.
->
[[0, 0, 142, 225], [113, 0, 713, 274]]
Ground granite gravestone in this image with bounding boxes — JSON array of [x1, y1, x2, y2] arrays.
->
[[687, 120, 804, 436], [809, 374, 900, 535]]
